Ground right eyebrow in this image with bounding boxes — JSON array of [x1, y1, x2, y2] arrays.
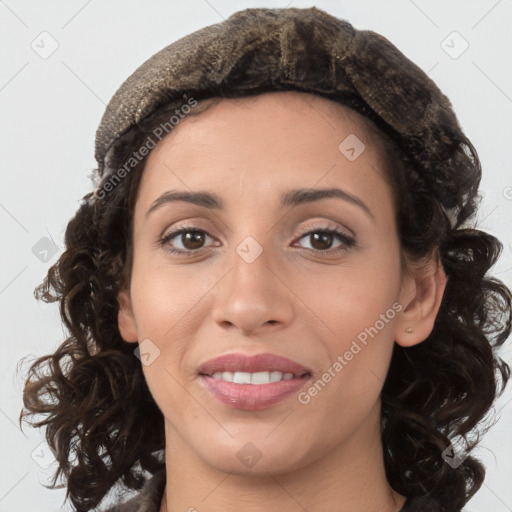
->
[[146, 190, 223, 219]]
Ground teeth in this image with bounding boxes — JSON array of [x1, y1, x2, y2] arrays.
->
[[210, 371, 295, 384]]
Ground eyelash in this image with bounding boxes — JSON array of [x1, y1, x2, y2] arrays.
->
[[158, 223, 356, 257]]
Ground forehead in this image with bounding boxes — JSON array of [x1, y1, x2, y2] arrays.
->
[[136, 91, 394, 218], [153, 91, 386, 153]]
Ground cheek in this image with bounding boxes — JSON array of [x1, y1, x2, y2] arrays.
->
[[128, 263, 212, 401], [129, 258, 212, 339], [296, 294, 398, 437], [131, 270, 204, 422], [296, 250, 400, 398], [303, 248, 400, 338]]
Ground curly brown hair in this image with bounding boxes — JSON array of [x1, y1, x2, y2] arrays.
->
[[19, 88, 511, 512]]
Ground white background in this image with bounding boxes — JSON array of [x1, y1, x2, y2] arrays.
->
[[1, 1, 511, 511]]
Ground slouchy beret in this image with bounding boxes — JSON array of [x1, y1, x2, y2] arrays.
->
[[94, 6, 479, 226]]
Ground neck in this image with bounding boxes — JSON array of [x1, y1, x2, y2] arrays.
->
[[159, 402, 406, 512]]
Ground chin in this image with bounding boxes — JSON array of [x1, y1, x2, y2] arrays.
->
[[190, 432, 314, 476]]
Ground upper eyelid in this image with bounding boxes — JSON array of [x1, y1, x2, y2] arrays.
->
[[162, 221, 351, 240], [162, 214, 354, 235]]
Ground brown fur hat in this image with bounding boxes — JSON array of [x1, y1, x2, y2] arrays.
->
[[94, 6, 479, 227]]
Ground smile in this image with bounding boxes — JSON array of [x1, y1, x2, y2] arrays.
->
[[198, 352, 312, 410], [210, 370, 295, 384]]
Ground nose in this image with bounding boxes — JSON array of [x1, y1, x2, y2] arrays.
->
[[211, 242, 294, 336]]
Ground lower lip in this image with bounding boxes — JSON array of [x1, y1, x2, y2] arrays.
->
[[199, 374, 311, 410]]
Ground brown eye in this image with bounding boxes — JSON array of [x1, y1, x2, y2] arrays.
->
[[307, 232, 335, 251], [295, 228, 355, 254], [179, 231, 207, 250], [160, 228, 214, 254]]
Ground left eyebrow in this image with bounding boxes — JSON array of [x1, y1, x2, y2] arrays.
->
[[280, 187, 375, 221], [145, 187, 375, 222]]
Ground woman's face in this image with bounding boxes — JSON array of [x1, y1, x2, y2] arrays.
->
[[118, 91, 434, 475]]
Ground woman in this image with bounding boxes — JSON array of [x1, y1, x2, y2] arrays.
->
[[19, 6, 511, 512]]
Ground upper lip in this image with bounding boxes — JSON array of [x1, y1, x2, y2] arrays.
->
[[198, 353, 311, 377]]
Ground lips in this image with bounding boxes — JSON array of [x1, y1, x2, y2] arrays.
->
[[197, 353, 312, 410], [198, 353, 311, 377]]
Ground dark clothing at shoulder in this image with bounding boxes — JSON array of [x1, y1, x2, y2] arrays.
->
[[400, 494, 460, 512], [99, 469, 459, 512], [99, 469, 166, 512]]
